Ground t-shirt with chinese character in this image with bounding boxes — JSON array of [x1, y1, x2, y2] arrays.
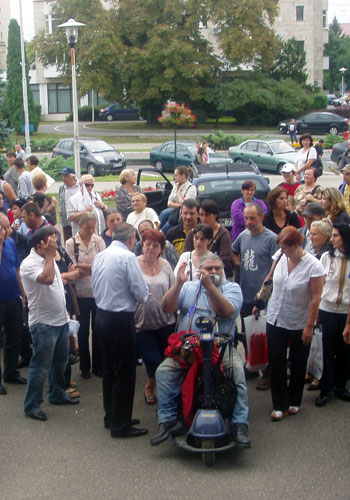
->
[[232, 227, 279, 303]]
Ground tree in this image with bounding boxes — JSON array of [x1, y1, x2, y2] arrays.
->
[[324, 17, 350, 92], [6, 19, 39, 134], [269, 37, 307, 84]]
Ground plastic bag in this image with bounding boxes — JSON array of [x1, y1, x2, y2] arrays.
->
[[306, 326, 323, 380], [244, 314, 268, 372]]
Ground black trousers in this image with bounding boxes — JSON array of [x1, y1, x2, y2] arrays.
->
[[318, 309, 350, 394], [77, 297, 101, 373], [267, 322, 310, 411], [0, 298, 23, 381], [95, 308, 136, 431]]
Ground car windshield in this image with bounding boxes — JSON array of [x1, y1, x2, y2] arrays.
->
[[82, 140, 114, 153], [196, 178, 266, 195], [271, 142, 295, 154]]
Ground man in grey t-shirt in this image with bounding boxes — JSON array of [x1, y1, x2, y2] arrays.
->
[[232, 203, 278, 387]]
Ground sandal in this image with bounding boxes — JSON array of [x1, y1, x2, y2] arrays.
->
[[271, 410, 288, 421], [144, 394, 157, 405], [65, 388, 80, 398], [69, 381, 78, 389]]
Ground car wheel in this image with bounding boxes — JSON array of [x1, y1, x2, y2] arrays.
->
[[234, 158, 243, 163], [154, 160, 164, 172], [87, 163, 97, 176], [106, 114, 114, 122], [277, 163, 285, 174], [329, 126, 339, 135]]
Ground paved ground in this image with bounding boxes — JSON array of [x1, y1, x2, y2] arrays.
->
[[1, 361, 349, 500]]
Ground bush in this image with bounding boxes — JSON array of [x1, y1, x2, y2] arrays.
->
[[323, 134, 345, 149], [312, 93, 328, 109], [200, 130, 252, 150], [30, 138, 58, 152], [66, 105, 102, 122], [40, 155, 75, 181]]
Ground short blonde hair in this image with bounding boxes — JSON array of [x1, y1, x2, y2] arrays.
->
[[32, 173, 47, 191], [132, 192, 147, 203], [80, 174, 94, 184], [310, 219, 332, 239], [119, 169, 135, 185]]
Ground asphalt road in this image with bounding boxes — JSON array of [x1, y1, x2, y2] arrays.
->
[[1, 361, 349, 500]]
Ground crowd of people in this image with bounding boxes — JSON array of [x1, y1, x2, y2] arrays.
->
[[1, 135, 350, 449]]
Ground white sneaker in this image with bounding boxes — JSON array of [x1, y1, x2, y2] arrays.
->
[[288, 406, 300, 415], [271, 410, 288, 421]]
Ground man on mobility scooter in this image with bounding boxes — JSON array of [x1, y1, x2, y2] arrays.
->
[[150, 255, 251, 448]]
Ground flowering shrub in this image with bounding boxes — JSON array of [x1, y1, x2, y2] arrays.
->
[[291, 142, 301, 149], [101, 189, 116, 200], [158, 102, 196, 128]]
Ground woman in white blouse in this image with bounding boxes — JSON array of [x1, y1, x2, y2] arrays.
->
[[265, 226, 324, 421], [295, 133, 317, 182], [174, 223, 214, 280]]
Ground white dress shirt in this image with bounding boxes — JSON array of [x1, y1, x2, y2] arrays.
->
[[67, 189, 106, 235], [92, 240, 149, 312], [20, 249, 69, 327]]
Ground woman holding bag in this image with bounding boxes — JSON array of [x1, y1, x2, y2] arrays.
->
[[265, 227, 324, 421]]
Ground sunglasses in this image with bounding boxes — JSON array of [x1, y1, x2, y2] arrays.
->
[[84, 183, 94, 188]]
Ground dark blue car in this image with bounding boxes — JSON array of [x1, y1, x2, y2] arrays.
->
[[98, 103, 140, 121]]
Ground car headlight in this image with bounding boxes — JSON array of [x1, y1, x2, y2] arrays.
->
[[280, 122, 286, 127], [94, 155, 105, 163]]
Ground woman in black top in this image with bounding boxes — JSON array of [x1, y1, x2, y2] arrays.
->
[[263, 186, 301, 235]]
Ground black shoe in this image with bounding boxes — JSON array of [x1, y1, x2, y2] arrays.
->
[[111, 426, 148, 438], [307, 382, 320, 391], [315, 392, 332, 407], [92, 368, 103, 377], [232, 423, 251, 448], [335, 388, 350, 402], [0, 382, 7, 395], [104, 417, 140, 429], [17, 358, 31, 369], [81, 371, 91, 379], [25, 410, 47, 421], [4, 376, 27, 385], [50, 398, 80, 405], [244, 368, 259, 379], [150, 420, 184, 446]]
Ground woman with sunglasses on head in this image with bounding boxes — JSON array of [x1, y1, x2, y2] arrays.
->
[[315, 223, 350, 407]]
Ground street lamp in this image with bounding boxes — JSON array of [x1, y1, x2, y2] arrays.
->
[[340, 67, 347, 101], [57, 18, 85, 178]]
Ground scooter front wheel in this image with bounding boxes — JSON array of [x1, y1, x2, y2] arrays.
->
[[202, 439, 216, 466]]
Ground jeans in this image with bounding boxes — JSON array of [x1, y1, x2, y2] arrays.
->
[[267, 322, 309, 411], [156, 346, 249, 425], [289, 132, 297, 144], [318, 309, 350, 394], [24, 322, 69, 414], [0, 298, 23, 381], [136, 324, 174, 379]]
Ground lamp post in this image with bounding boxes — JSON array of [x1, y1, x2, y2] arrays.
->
[[19, 0, 31, 156], [340, 67, 347, 101], [57, 19, 85, 179]]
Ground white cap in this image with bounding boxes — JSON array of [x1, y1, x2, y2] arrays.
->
[[281, 163, 296, 173]]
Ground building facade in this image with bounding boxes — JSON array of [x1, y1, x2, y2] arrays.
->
[[0, 0, 10, 73]]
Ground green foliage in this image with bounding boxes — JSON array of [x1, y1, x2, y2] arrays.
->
[[324, 17, 350, 92], [30, 138, 58, 152], [6, 20, 39, 134], [65, 106, 102, 122], [40, 155, 75, 181], [269, 37, 307, 84], [200, 130, 252, 149], [0, 121, 13, 148], [323, 134, 345, 149], [312, 93, 328, 109]]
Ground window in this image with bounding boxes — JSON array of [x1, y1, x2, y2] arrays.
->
[[258, 143, 272, 154], [60, 140, 74, 151], [296, 6, 304, 21], [87, 91, 108, 106], [31, 84, 40, 105], [323, 10, 327, 28], [48, 83, 72, 113], [295, 40, 305, 52], [45, 14, 57, 34], [242, 141, 258, 152]]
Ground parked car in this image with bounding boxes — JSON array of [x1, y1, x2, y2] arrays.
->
[[330, 140, 348, 167], [137, 162, 270, 229], [52, 138, 126, 176], [98, 103, 140, 121], [327, 94, 337, 105], [228, 139, 299, 174], [149, 140, 232, 172], [333, 94, 350, 107], [278, 112, 349, 135]]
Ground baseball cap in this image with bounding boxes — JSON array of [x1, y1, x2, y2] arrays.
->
[[341, 165, 350, 174], [303, 203, 326, 217], [60, 167, 75, 175], [281, 163, 296, 173]]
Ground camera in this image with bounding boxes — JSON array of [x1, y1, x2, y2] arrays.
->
[[209, 274, 221, 286]]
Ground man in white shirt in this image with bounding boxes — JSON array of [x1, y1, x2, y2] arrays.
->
[[92, 223, 149, 438], [15, 143, 26, 161], [20, 226, 79, 421]]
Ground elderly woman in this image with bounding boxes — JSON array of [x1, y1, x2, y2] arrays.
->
[[265, 226, 324, 421], [159, 166, 196, 234], [174, 223, 214, 280], [315, 223, 350, 407], [65, 212, 106, 379], [320, 187, 350, 225], [133, 219, 179, 269], [100, 209, 123, 247], [126, 192, 160, 229], [115, 169, 142, 221], [231, 180, 267, 242], [134, 229, 176, 404], [263, 186, 301, 235], [67, 174, 107, 235], [295, 133, 317, 181], [309, 219, 332, 260], [294, 167, 323, 217]]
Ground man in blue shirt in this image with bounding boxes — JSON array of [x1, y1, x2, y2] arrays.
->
[[150, 255, 251, 448], [92, 223, 149, 438], [0, 213, 27, 395]]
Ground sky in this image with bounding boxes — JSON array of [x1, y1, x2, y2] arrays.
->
[[10, 0, 350, 41]]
